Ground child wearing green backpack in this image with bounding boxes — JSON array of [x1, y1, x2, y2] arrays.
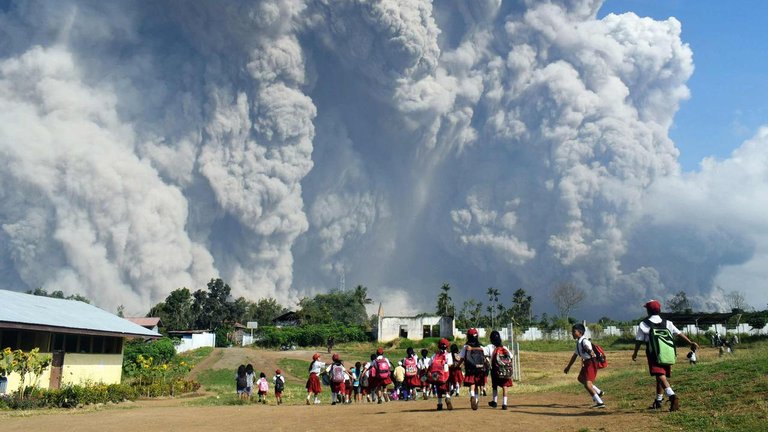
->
[[632, 300, 699, 412]]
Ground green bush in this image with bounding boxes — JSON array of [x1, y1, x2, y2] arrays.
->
[[256, 324, 371, 347], [123, 337, 177, 372], [1, 383, 139, 410]]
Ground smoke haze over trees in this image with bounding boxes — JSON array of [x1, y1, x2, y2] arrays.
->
[[2, 0, 768, 319]]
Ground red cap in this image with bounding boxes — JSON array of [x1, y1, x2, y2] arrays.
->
[[467, 328, 479, 337], [376, 347, 384, 355], [332, 353, 340, 361], [644, 299, 662, 314], [275, 369, 281, 374], [438, 338, 450, 349], [312, 352, 320, 360]]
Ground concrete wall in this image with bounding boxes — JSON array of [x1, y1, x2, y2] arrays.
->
[[2, 353, 123, 394], [377, 316, 454, 342], [175, 332, 216, 353]]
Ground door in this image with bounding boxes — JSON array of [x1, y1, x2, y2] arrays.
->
[[49, 350, 64, 389]]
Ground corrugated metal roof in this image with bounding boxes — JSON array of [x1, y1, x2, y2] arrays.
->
[[0, 290, 160, 338], [125, 317, 162, 327]]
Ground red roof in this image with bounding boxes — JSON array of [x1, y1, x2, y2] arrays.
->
[[125, 317, 162, 328]]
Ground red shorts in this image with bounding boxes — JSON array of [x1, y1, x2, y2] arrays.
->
[[646, 353, 672, 377], [405, 374, 422, 387], [330, 381, 346, 394], [578, 359, 598, 383], [306, 373, 322, 394], [275, 391, 283, 397]]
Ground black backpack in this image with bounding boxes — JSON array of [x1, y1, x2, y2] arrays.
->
[[465, 345, 487, 373], [236, 374, 247, 388], [275, 376, 285, 392]]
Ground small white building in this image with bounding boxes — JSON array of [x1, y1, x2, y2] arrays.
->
[[376, 315, 454, 342], [168, 330, 216, 353]]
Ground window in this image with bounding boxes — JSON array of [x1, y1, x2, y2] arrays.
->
[[104, 337, 123, 354], [422, 325, 431, 339], [431, 325, 441, 338], [52, 334, 65, 351], [64, 334, 78, 353], [19, 331, 37, 351], [399, 325, 408, 339], [92, 336, 105, 354], [0, 330, 20, 350], [79, 335, 92, 353]]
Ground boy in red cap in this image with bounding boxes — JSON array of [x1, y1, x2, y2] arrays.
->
[[369, 347, 393, 404], [273, 369, 285, 405], [632, 299, 698, 411], [306, 352, 325, 405], [457, 328, 490, 410]]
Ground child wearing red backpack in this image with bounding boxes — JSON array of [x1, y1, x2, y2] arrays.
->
[[457, 328, 489, 410], [487, 330, 513, 410], [369, 347, 393, 404], [564, 323, 605, 408], [326, 353, 347, 405], [429, 338, 454, 411], [403, 347, 421, 401]]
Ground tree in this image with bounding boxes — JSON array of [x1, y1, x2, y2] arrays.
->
[[551, 282, 585, 318], [436, 283, 455, 317], [724, 290, 750, 311], [745, 314, 766, 334], [509, 288, 533, 327], [27, 288, 90, 304], [148, 287, 193, 331], [248, 297, 286, 325], [116, 305, 125, 317], [667, 291, 691, 313], [352, 285, 373, 307], [298, 290, 368, 326], [486, 287, 500, 328], [456, 299, 483, 329]]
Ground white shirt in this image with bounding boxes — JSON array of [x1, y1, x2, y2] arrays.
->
[[430, 350, 454, 371], [417, 356, 431, 370], [575, 335, 593, 360], [273, 375, 285, 386], [459, 343, 492, 359], [635, 315, 681, 343], [309, 360, 326, 374]]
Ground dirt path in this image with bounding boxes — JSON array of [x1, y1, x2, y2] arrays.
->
[[0, 347, 674, 431]]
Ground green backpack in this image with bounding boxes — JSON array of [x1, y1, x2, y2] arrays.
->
[[644, 319, 677, 365]]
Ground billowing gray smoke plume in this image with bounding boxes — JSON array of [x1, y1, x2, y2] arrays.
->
[[1, 0, 765, 318]]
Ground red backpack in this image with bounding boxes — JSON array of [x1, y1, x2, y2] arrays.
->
[[591, 342, 608, 369], [404, 356, 418, 377], [374, 358, 391, 379], [428, 352, 449, 384]]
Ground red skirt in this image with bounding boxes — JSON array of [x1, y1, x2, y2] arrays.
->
[[449, 367, 464, 383], [463, 372, 487, 387], [330, 381, 346, 394], [405, 374, 422, 387], [578, 359, 598, 383], [306, 373, 322, 393], [491, 375, 513, 388]]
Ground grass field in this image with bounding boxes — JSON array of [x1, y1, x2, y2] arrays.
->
[[189, 339, 767, 431]]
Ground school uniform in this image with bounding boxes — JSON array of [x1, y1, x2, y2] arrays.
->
[[404, 355, 422, 388], [306, 360, 326, 393], [326, 362, 347, 394], [371, 355, 393, 387], [460, 343, 490, 387], [417, 356, 432, 389], [489, 344, 513, 388], [430, 350, 454, 395], [636, 315, 681, 377], [575, 335, 598, 384], [449, 352, 464, 385], [256, 377, 269, 396], [273, 375, 285, 397]]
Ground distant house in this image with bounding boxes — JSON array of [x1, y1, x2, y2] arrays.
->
[[272, 311, 301, 327], [0, 289, 160, 394], [376, 315, 455, 342], [124, 317, 163, 334], [167, 330, 216, 353]]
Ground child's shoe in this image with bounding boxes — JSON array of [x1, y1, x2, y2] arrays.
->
[[471, 396, 479, 411], [446, 398, 453, 410], [648, 399, 662, 410], [669, 395, 680, 412], [591, 403, 606, 409], [436, 404, 443, 411], [501, 404, 508, 410], [488, 401, 497, 408]]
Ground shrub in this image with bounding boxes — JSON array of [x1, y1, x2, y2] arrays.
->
[[255, 324, 370, 348], [2, 383, 139, 410], [123, 337, 177, 373]]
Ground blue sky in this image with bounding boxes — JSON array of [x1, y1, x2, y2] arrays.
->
[[599, 0, 768, 171]]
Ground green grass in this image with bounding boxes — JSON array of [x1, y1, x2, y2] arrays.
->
[[177, 346, 214, 367], [592, 341, 768, 431]]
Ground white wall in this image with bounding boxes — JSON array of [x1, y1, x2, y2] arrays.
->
[[377, 316, 454, 342], [175, 332, 216, 353]]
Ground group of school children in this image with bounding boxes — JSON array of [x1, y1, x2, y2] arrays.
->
[[239, 300, 698, 413]]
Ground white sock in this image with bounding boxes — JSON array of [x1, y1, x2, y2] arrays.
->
[[593, 394, 604, 404], [656, 394, 664, 401], [470, 390, 475, 398], [306, 394, 311, 400], [665, 387, 675, 397], [592, 385, 601, 394], [331, 392, 336, 401], [502, 396, 508, 406], [493, 388, 498, 402]]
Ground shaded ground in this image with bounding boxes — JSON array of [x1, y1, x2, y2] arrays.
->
[[0, 346, 683, 432]]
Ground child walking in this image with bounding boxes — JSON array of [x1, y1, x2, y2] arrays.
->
[[632, 300, 698, 412], [403, 347, 420, 401], [255, 372, 269, 403], [429, 338, 454, 411], [448, 344, 464, 397], [235, 364, 248, 400], [306, 352, 326, 405], [417, 348, 432, 399], [273, 369, 285, 405], [245, 364, 256, 401], [487, 331, 513, 409], [326, 353, 347, 405], [564, 324, 605, 408], [457, 328, 489, 410]]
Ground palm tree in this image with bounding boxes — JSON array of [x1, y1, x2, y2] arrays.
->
[[353, 285, 373, 307], [436, 283, 455, 317]]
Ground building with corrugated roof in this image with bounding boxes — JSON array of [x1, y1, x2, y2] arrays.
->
[[0, 289, 160, 394]]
